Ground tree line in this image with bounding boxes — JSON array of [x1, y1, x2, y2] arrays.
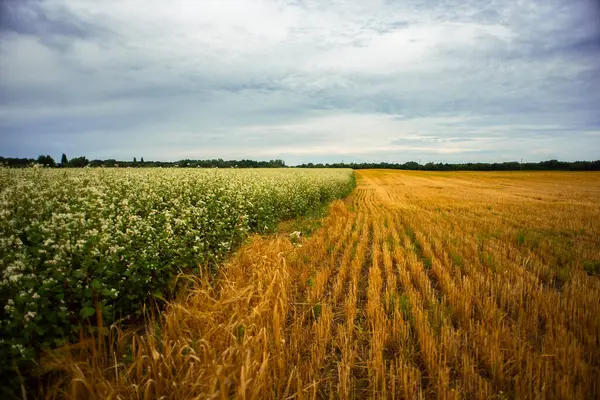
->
[[0, 154, 287, 169], [1, 155, 598, 171], [298, 159, 600, 171]]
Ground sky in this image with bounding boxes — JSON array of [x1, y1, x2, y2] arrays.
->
[[1, 0, 599, 165]]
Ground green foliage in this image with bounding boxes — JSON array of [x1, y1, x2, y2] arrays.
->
[[583, 260, 600, 276], [423, 257, 433, 270], [449, 251, 464, 268], [516, 229, 542, 249], [235, 325, 246, 343], [68, 156, 89, 168], [297, 159, 600, 171], [285, 203, 327, 244], [36, 155, 56, 167], [0, 167, 355, 387], [516, 230, 527, 246], [306, 276, 314, 288], [2, 157, 600, 171], [398, 294, 411, 321], [311, 303, 322, 321]]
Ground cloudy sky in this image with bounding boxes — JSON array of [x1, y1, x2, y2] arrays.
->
[[1, 0, 599, 164]]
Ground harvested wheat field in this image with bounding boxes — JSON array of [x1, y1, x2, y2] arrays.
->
[[50, 170, 600, 399]]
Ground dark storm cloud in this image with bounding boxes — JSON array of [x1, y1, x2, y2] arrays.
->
[[0, 0, 102, 39]]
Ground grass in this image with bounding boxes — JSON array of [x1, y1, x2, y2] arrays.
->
[[277, 202, 329, 238]]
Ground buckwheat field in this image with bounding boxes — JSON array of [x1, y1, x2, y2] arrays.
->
[[0, 167, 354, 387]]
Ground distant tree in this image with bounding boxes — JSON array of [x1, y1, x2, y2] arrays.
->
[[133, 157, 137, 163], [0, 157, 33, 167], [61, 153, 69, 167], [404, 161, 419, 170], [37, 155, 56, 167], [140, 157, 144, 163], [69, 156, 89, 168]]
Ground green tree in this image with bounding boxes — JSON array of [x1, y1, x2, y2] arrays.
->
[[69, 156, 89, 168], [36, 155, 56, 167], [60, 153, 69, 167]]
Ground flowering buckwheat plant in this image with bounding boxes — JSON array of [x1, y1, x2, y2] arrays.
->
[[0, 167, 354, 370]]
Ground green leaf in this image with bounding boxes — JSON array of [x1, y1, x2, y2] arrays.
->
[[91, 279, 102, 290], [152, 291, 164, 298], [80, 306, 95, 319]]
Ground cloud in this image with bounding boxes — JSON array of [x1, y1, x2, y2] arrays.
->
[[0, 0, 598, 164], [0, 0, 98, 38]]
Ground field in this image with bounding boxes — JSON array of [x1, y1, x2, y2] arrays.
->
[[0, 167, 355, 387], [44, 169, 600, 399]]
